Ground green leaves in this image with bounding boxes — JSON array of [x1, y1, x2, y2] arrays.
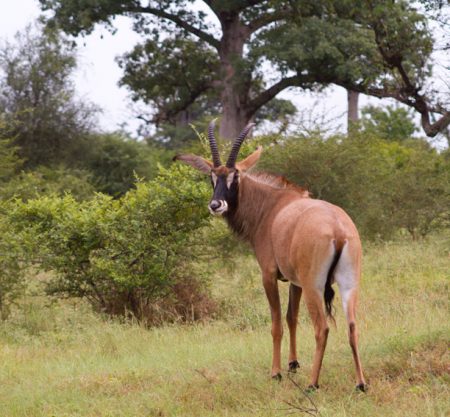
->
[[0, 24, 98, 168], [39, 0, 448, 138], [259, 132, 450, 240], [361, 105, 418, 142], [3, 164, 211, 323], [118, 35, 219, 133]]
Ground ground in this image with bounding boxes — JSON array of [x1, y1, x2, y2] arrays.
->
[[0, 236, 449, 416]]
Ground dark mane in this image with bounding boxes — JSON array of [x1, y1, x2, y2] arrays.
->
[[247, 172, 310, 197]]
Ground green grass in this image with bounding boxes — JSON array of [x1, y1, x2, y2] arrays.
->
[[0, 236, 449, 416]]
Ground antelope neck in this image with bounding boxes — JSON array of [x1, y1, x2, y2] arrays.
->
[[224, 174, 281, 245]]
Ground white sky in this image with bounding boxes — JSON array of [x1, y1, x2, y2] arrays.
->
[[0, 0, 446, 145]]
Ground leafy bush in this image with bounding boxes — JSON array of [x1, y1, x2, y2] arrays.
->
[[259, 133, 450, 240], [360, 105, 417, 142], [70, 133, 170, 197], [0, 166, 95, 201], [0, 208, 28, 319], [8, 165, 215, 325], [0, 116, 22, 181]]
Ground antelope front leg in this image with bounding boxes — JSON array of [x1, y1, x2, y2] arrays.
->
[[286, 284, 302, 372], [262, 272, 283, 380]]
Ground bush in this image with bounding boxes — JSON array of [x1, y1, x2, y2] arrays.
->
[[0, 166, 95, 201], [259, 133, 450, 240], [0, 207, 28, 319], [8, 164, 215, 325], [70, 133, 170, 197]]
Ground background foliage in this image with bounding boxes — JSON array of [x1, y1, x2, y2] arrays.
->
[[259, 132, 450, 240]]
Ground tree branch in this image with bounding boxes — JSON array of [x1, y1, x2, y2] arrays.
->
[[367, 23, 450, 137], [246, 75, 309, 117], [335, 80, 450, 137], [127, 6, 220, 49], [247, 8, 291, 34], [219, 1, 266, 14], [152, 84, 213, 126]]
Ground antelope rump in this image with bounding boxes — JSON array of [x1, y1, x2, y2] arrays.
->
[[175, 120, 367, 392]]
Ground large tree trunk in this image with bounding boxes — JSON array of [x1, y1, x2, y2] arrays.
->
[[347, 90, 360, 133], [220, 99, 249, 139], [217, 12, 251, 139]]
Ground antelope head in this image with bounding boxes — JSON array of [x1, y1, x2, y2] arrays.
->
[[174, 120, 262, 216]]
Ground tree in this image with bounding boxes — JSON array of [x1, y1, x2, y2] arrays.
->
[[0, 116, 22, 182], [347, 90, 359, 133], [0, 24, 97, 167], [39, 1, 450, 139], [360, 105, 417, 142], [40, 0, 311, 139], [75, 132, 167, 196], [263, 1, 450, 137]]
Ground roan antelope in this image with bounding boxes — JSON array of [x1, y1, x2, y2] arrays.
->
[[175, 120, 367, 391]]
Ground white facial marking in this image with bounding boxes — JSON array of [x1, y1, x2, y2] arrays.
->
[[226, 172, 235, 189], [211, 172, 218, 187], [208, 200, 228, 216]]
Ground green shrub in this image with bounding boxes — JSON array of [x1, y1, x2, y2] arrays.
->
[[0, 208, 28, 319], [0, 166, 95, 201], [8, 164, 215, 325], [259, 133, 450, 240], [70, 133, 170, 197]]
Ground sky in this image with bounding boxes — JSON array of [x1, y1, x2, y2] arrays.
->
[[0, 0, 447, 143]]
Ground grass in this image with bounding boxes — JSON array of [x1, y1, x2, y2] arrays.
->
[[0, 236, 449, 416]]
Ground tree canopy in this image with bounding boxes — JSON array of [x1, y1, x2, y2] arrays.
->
[[0, 24, 97, 167], [360, 105, 417, 142], [39, 0, 450, 139]]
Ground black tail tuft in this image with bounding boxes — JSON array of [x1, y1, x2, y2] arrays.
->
[[324, 246, 342, 321]]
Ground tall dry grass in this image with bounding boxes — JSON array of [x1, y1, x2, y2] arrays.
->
[[0, 236, 448, 416]]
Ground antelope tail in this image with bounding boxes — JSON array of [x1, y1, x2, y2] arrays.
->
[[324, 245, 342, 320]]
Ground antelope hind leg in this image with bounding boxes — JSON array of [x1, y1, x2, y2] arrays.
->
[[286, 283, 302, 372]]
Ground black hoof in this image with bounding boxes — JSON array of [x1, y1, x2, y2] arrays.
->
[[288, 360, 300, 373], [356, 383, 368, 392], [272, 373, 282, 382], [305, 384, 319, 393]]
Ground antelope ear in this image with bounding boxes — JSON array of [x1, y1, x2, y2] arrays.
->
[[236, 146, 263, 172], [173, 154, 213, 174]]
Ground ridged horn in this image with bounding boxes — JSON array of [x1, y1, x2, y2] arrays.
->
[[226, 123, 255, 168], [208, 119, 222, 167]]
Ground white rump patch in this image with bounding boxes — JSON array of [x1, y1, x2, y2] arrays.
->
[[333, 240, 357, 320]]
